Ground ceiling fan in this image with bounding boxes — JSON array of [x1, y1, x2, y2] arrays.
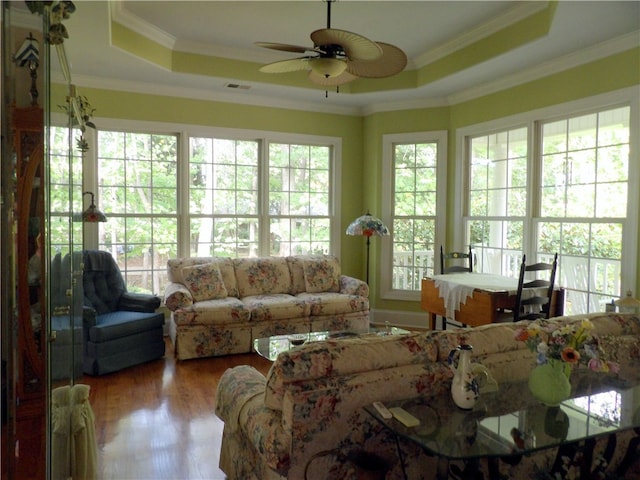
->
[[255, 0, 407, 88]]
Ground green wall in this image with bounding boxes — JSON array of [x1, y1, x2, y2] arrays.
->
[[52, 46, 639, 314]]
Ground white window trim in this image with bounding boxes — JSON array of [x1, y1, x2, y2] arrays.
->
[[455, 86, 639, 297], [71, 117, 343, 259], [380, 130, 448, 301]]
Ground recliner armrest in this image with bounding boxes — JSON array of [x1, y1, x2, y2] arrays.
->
[[118, 292, 161, 312]]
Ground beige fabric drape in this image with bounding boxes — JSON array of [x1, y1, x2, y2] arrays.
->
[[51, 384, 97, 480]]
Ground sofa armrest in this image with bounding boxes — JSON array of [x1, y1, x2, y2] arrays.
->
[[163, 282, 193, 311], [216, 365, 268, 431], [339, 275, 369, 297]]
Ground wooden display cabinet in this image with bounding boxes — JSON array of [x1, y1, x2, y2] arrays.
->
[[10, 104, 46, 480]]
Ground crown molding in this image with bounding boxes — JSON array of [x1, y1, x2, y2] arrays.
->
[[448, 30, 640, 105], [110, 0, 177, 50], [415, 1, 548, 68], [53, 72, 362, 117]]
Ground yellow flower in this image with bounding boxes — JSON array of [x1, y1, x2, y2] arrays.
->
[[557, 324, 574, 336], [581, 319, 594, 331]]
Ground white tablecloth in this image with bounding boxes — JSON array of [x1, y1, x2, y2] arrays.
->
[[433, 272, 519, 320]]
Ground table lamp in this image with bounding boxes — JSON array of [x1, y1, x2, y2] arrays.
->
[[615, 290, 640, 314]]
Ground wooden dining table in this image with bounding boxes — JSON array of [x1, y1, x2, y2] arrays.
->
[[421, 272, 565, 330]]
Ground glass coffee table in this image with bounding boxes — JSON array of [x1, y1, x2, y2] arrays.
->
[[253, 325, 411, 361], [365, 371, 640, 479]]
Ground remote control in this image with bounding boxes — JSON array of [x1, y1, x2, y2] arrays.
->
[[389, 407, 420, 427], [372, 401, 392, 419]]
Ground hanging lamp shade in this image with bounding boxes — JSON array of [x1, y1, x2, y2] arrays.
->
[[82, 191, 107, 223]]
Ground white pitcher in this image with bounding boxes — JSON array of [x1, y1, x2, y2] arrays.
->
[[447, 344, 491, 410]]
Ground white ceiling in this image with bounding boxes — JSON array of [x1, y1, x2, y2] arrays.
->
[[11, 1, 640, 115]]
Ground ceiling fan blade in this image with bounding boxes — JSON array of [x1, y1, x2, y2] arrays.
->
[[308, 69, 357, 87], [255, 42, 313, 54], [311, 28, 382, 61], [259, 57, 311, 74], [345, 42, 407, 78]]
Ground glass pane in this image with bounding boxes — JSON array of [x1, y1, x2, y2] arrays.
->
[[97, 131, 178, 294], [597, 145, 628, 183], [567, 113, 597, 151]]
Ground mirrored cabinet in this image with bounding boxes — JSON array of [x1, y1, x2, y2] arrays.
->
[[2, 3, 87, 478]]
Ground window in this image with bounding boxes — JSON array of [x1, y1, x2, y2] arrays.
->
[[460, 98, 636, 314], [49, 125, 83, 256], [268, 142, 332, 256], [538, 107, 630, 313], [189, 137, 260, 257], [467, 127, 528, 277], [97, 130, 179, 295], [189, 138, 335, 258], [382, 132, 447, 297]]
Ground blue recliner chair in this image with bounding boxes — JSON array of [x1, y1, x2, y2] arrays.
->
[[50, 251, 84, 381], [81, 250, 165, 375]]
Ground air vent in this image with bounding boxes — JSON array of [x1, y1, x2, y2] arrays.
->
[[225, 83, 251, 90]]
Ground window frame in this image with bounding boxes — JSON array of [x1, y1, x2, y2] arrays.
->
[[381, 130, 448, 301], [455, 87, 639, 307]]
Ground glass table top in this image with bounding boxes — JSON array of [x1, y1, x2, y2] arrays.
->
[[365, 371, 640, 461], [253, 326, 411, 361]]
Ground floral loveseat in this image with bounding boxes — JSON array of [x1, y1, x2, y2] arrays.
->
[[215, 313, 640, 479], [163, 255, 369, 360]]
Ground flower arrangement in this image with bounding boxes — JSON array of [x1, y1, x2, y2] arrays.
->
[[514, 319, 619, 373]]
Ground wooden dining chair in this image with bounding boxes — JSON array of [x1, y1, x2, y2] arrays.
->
[[440, 245, 473, 274], [512, 253, 558, 322]]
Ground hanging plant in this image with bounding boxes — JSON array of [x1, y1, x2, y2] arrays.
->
[[59, 94, 96, 152]]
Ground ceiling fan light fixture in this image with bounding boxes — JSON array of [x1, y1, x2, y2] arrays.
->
[[310, 57, 347, 78]]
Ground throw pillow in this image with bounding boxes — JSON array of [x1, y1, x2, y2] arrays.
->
[[181, 262, 228, 302], [302, 256, 340, 293]]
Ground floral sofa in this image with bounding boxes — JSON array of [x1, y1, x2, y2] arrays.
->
[[215, 313, 640, 479], [163, 255, 369, 360]]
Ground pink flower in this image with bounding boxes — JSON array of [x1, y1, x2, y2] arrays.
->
[[607, 361, 621, 374], [587, 358, 604, 371]]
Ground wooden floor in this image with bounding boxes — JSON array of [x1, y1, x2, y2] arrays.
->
[[82, 339, 272, 480]]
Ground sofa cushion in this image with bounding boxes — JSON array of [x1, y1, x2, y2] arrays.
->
[[433, 321, 528, 362], [302, 256, 341, 293], [286, 256, 307, 294], [264, 332, 436, 410], [234, 257, 291, 297], [182, 262, 228, 302], [297, 292, 369, 315], [242, 294, 310, 322], [167, 257, 239, 297], [171, 297, 251, 326], [287, 255, 342, 294]]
